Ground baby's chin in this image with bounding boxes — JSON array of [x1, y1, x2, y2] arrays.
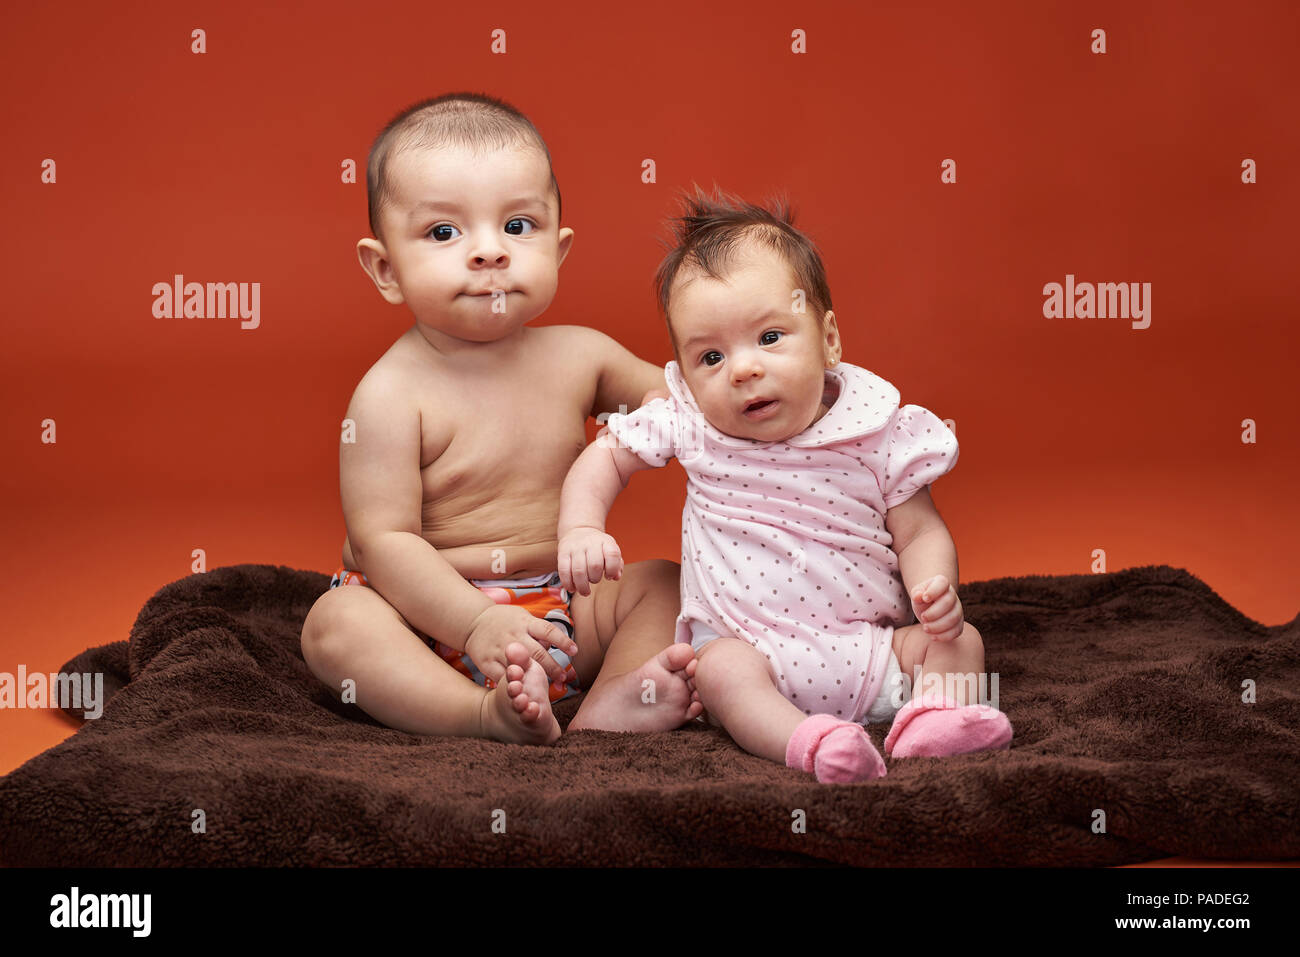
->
[[705, 406, 817, 444]]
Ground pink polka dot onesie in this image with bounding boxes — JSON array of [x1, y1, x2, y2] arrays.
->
[[604, 360, 959, 723]]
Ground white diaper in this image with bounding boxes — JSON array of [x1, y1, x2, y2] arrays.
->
[[862, 648, 909, 724], [687, 618, 724, 653]]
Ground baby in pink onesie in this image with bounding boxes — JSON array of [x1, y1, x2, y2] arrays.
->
[[557, 187, 1012, 783]]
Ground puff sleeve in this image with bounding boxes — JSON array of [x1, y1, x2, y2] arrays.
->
[[603, 397, 682, 468], [879, 404, 959, 508]]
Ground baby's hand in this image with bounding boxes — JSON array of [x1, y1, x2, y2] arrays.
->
[[557, 526, 624, 596], [909, 575, 964, 642], [464, 605, 578, 686]]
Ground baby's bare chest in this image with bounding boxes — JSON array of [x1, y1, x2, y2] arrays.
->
[[414, 369, 593, 501]]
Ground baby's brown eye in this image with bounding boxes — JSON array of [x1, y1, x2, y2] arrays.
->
[[760, 330, 783, 345], [505, 219, 536, 235], [430, 224, 459, 241], [702, 351, 723, 366]]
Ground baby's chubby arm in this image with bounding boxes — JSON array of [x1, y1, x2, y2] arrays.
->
[[340, 372, 577, 684], [556, 429, 656, 596], [569, 326, 669, 418], [886, 486, 964, 641]]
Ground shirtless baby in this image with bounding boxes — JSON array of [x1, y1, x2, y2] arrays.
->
[[300, 92, 703, 745]]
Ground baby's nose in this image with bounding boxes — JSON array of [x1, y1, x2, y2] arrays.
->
[[469, 233, 509, 266], [472, 248, 508, 266], [732, 355, 763, 382]]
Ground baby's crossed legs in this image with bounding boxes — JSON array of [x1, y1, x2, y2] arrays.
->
[[300, 559, 702, 743], [301, 579, 562, 744]]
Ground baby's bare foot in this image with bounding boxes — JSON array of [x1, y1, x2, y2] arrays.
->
[[568, 643, 704, 733], [479, 643, 561, 746]]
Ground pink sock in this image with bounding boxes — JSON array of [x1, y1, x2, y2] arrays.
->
[[883, 693, 1013, 758], [785, 714, 886, 783]]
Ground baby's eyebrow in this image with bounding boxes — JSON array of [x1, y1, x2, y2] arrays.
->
[[680, 309, 790, 353], [407, 197, 549, 220]]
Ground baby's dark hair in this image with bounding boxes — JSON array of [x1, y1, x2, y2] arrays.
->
[[653, 184, 833, 346], [365, 91, 562, 244]]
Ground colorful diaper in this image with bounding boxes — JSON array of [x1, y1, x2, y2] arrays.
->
[[329, 567, 580, 703]]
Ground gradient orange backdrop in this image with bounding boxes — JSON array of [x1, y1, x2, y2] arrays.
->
[[2, 1, 1297, 866]]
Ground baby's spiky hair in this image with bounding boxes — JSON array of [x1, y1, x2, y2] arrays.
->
[[365, 91, 561, 243], [653, 184, 833, 347]]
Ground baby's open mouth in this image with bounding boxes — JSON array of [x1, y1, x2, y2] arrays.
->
[[743, 398, 779, 418]]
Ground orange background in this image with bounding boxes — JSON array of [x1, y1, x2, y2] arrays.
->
[[2, 1, 1297, 865]]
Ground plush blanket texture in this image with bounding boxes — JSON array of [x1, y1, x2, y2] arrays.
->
[[1, 563, 1295, 866]]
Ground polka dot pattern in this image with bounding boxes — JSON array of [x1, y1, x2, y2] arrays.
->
[[604, 361, 960, 721]]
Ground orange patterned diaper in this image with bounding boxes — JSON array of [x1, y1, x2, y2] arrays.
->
[[328, 567, 580, 702]]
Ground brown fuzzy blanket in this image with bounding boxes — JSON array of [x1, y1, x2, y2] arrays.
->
[[1, 563, 1296, 866]]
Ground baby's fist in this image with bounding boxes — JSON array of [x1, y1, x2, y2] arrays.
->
[[910, 575, 949, 606], [910, 575, 964, 642], [558, 526, 623, 596]]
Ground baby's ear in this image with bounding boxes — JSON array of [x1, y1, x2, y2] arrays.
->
[[555, 227, 575, 267], [356, 239, 405, 305]]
